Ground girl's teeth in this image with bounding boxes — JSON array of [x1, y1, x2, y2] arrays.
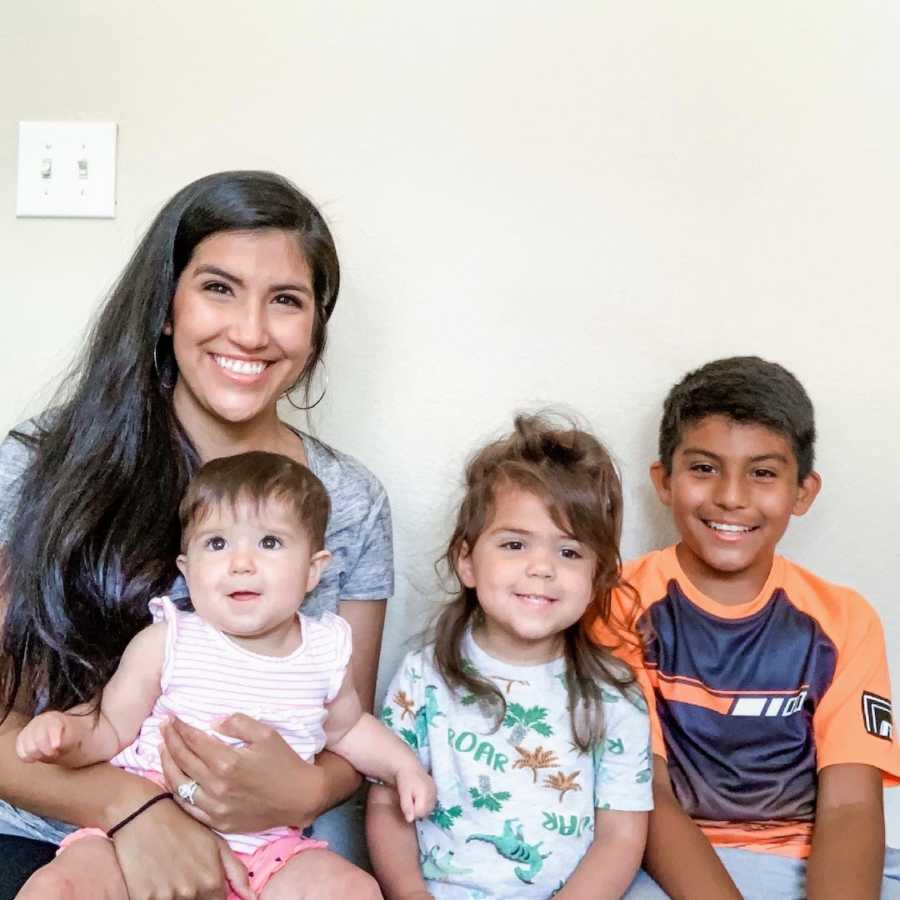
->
[[709, 522, 752, 533], [214, 355, 266, 375]]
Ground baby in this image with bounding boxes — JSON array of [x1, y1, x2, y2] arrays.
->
[[17, 450, 434, 899]]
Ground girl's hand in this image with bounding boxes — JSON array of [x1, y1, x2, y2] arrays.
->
[[112, 796, 256, 900], [15, 711, 74, 762], [160, 714, 326, 833]]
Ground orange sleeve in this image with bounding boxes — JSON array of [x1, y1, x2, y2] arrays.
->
[[813, 600, 900, 785], [590, 582, 667, 759]]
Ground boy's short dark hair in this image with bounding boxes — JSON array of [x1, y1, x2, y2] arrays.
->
[[179, 451, 330, 551], [658, 356, 816, 481]]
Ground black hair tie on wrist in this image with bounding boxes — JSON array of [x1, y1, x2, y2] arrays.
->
[[107, 792, 174, 839]]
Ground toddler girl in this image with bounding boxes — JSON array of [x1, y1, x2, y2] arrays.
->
[[367, 415, 652, 900], [17, 451, 434, 899]]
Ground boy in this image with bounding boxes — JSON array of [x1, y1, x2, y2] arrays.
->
[[16, 451, 434, 899], [596, 357, 900, 899]]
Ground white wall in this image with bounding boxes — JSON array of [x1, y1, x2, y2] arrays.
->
[[2, 2, 898, 839]]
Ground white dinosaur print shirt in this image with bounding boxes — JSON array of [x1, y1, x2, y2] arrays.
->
[[380, 631, 653, 899]]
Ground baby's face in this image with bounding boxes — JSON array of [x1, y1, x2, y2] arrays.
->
[[177, 498, 330, 654]]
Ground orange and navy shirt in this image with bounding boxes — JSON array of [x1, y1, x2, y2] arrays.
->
[[593, 546, 900, 858]]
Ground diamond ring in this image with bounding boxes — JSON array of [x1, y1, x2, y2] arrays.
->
[[177, 780, 200, 806]]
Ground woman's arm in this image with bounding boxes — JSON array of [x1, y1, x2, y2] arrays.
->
[[339, 599, 386, 713], [555, 808, 648, 900], [367, 783, 432, 900]]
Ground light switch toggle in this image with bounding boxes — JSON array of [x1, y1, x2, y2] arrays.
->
[[17, 121, 117, 218]]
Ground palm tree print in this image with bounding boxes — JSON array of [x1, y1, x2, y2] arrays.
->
[[512, 745, 559, 783], [393, 690, 416, 720], [543, 770, 582, 803], [503, 703, 553, 745]]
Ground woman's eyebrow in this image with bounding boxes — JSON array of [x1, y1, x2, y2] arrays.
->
[[192, 264, 312, 297], [193, 264, 243, 285]]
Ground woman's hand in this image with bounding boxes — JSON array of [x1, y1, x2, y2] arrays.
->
[[112, 794, 255, 900], [160, 714, 327, 833]]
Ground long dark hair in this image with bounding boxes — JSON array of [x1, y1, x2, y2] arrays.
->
[[0, 171, 340, 718], [432, 413, 640, 751]]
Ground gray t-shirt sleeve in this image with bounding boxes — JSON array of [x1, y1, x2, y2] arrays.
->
[[0, 420, 39, 545], [302, 435, 395, 615]]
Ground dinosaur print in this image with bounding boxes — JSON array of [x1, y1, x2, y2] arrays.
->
[[415, 684, 444, 745], [466, 818, 551, 883], [420, 845, 474, 881]]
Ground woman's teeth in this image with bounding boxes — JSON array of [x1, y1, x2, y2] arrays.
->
[[214, 355, 267, 376]]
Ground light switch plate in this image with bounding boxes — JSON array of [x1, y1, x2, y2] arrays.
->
[[17, 121, 117, 218]]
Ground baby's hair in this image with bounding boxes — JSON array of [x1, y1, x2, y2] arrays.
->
[[179, 451, 330, 551], [433, 413, 639, 751], [658, 356, 816, 481]]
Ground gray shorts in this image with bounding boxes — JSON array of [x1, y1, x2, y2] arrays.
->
[[0, 800, 72, 845], [623, 846, 900, 900]]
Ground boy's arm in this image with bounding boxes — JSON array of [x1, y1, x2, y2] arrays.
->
[[366, 783, 432, 900], [806, 763, 885, 900], [16, 622, 166, 767], [555, 808, 647, 900], [644, 755, 742, 900]]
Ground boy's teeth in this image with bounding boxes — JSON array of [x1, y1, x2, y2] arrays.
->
[[708, 522, 753, 533], [214, 355, 266, 375]]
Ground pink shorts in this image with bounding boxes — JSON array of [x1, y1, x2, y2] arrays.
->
[[59, 770, 328, 897], [61, 828, 327, 897]]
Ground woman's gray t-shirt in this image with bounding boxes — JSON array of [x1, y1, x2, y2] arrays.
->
[[0, 418, 394, 842]]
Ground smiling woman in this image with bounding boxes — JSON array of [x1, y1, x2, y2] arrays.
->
[[0, 172, 392, 900]]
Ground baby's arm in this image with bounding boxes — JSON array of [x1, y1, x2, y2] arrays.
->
[[556, 807, 647, 900], [16, 622, 166, 767], [324, 670, 436, 822]]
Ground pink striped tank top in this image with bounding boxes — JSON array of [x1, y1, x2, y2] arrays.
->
[[112, 596, 352, 852]]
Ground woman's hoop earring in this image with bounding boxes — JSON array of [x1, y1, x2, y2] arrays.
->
[[285, 360, 328, 411]]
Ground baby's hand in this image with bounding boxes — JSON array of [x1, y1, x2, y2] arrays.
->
[[16, 711, 77, 762], [395, 766, 437, 823]]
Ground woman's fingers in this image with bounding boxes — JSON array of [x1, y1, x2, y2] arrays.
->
[[218, 840, 257, 900], [214, 712, 274, 744], [161, 717, 220, 785]]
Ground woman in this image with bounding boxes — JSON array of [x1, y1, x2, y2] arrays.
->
[[0, 171, 392, 899]]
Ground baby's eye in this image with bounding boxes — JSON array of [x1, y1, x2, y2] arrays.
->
[[260, 535, 283, 550], [500, 540, 525, 551], [205, 536, 227, 551], [560, 547, 583, 560]]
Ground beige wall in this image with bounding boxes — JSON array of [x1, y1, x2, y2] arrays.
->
[[2, 2, 898, 838]]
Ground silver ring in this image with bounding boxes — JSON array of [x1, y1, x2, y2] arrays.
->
[[177, 780, 200, 806]]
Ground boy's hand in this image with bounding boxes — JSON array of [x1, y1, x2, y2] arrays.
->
[[16, 711, 78, 762], [395, 766, 437, 822]]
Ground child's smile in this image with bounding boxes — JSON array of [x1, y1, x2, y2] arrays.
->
[[457, 486, 596, 664], [651, 415, 820, 604]]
